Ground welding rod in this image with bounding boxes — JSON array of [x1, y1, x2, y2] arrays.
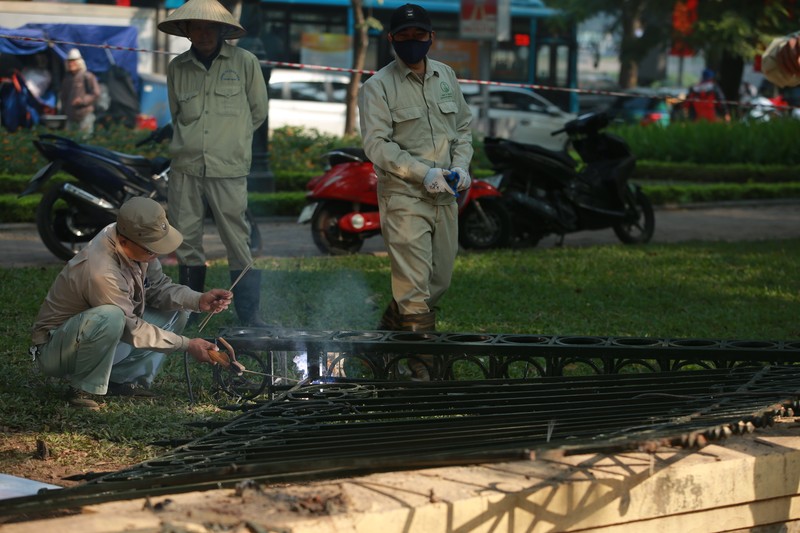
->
[[197, 259, 254, 333]]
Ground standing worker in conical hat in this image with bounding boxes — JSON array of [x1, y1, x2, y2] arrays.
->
[[158, 0, 270, 327]]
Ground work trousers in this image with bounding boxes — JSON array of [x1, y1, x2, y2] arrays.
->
[[66, 112, 95, 137], [35, 305, 188, 395], [168, 171, 253, 270], [378, 194, 458, 315]]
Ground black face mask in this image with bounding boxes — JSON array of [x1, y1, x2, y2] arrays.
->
[[392, 38, 432, 65]]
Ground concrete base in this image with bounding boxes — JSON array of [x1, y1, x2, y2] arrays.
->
[[3, 421, 800, 532]]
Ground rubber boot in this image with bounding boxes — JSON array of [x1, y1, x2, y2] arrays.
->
[[398, 310, 436, 381], [179, 265, 206, 327], [179, 265, 207, 292], [230, 269, 269, 328]]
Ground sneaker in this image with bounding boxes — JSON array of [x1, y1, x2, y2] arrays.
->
[[107, 382, 158, 398], [66, 387, 102, 410]]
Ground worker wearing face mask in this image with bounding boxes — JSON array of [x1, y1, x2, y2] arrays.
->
[[358, 3, 474, 380]]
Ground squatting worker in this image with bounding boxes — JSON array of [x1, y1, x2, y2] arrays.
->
[[358, 3, 473, 380], [762, 32, 800, 88], [29, 197, 233, 410], [158, 0, 269, 327]]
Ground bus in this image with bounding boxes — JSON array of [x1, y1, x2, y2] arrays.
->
[[202, 0, 579, 113]]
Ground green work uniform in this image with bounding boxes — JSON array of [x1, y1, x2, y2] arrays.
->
[[167, 42, 268, 269], [359, 57, 473, 315]]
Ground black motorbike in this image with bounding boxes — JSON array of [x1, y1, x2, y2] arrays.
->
[[18, 125, 262, 261], [484, 112, 655, 247]]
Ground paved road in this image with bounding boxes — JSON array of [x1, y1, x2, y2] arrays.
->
[[1, 201, 798, 267]]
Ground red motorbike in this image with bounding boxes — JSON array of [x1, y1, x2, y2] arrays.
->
[[298, 148, 511, 255]]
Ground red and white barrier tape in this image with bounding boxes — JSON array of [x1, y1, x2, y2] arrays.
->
[[1, 32, 795, 115]]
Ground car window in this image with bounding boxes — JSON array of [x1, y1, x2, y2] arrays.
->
[[507, 92, 546, 113], [269, 79, 349, 103], [489, 95, 508, 109], [288, 82, 327, 102], [464, 93, 482, 106], [613, 96, 651, 110], [465, 89, 548, 114], [267, 82, 284, 100], [330, 82, 349, 104]]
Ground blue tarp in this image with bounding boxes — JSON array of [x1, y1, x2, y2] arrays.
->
[[0, 23, 139, 90]]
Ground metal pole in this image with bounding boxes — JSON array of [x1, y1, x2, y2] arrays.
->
[[248, 64, 275, 193]]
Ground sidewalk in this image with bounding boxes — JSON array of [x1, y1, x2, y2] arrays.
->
[[1, 201, 799, 267]]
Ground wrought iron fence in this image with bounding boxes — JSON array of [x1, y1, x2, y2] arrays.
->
[[208, 327, 800, 400]]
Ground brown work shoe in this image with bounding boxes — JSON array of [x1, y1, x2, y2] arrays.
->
[[66, 387, 102, 410], [107, 382, 158, 398], [407, 358, 431, 382]]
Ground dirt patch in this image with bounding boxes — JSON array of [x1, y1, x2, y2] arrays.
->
[[0, 431, 136, 489]]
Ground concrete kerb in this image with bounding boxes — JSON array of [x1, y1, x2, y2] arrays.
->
[[2, 420, 800, 532]]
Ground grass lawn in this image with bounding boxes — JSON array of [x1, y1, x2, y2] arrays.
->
[[1, 239, 798, 485]]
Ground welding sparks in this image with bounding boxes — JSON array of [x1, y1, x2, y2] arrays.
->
[[293, 352, 309, 380]]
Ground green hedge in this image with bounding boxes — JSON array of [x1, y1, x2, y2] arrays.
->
[[643, 182, 800, 205], [1, 194, 40, 223], [633, 161, 799, 184], [0, 191, 309, 223], [611, 119, 800, 166], [2, 120, 800, 224], [4, 182, 799, 224], [5, 118, 800, 173]]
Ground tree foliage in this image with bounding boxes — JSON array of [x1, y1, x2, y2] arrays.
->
[[557, 0, 675, 88], [558, 0, 797, 93]]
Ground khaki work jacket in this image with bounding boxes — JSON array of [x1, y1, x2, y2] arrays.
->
[[31, 225, 199, 352], [359, 57, 473, 204], [167, 42, 268, 178]]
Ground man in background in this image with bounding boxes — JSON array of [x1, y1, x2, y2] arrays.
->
[[59, 48, 100, 137], [685, 68, 730, 122]]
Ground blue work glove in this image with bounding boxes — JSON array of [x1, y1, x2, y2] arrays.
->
[[450, 167, 471, 191], [423, 168, 456, 196]]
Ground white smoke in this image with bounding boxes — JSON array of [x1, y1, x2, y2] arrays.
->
[[292, 351, 308, 380]]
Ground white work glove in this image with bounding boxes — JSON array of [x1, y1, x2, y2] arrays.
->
[[450, 167, 471, 191], [423, 168, 456, 196]]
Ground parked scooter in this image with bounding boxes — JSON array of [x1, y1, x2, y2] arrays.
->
[[297, 147, 511, 255], [18, 125, 262, 261], [484, 112, 654, 247]]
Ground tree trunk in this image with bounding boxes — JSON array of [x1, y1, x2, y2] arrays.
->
[[617, 3, 644, 88], [719, 50, 743, 116], [345, 0, 369, 137]]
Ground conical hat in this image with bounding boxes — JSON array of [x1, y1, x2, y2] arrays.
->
[[158, 0, 246, 40]]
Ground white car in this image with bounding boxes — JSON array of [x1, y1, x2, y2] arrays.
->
[[460, 83, 577, 151], [266, 70, 576, 149], [267, 68, 357, 136]]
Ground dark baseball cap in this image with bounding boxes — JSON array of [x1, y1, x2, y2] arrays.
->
[[390, 3, 432, 35]]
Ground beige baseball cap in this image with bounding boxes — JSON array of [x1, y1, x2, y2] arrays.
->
[[117, 197, 183, 255], [157, 0, 246, 40]]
